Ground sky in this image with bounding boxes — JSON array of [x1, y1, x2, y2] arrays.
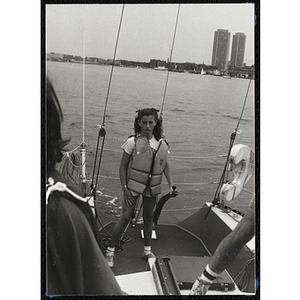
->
[[46, 3, 255, 65]]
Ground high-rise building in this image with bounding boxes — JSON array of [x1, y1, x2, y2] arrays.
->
[[230, 32, 246, 67], [211, 29, 231, 71]]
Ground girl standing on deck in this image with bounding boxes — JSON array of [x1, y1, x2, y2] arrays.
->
[[106, 108, 176, 267]]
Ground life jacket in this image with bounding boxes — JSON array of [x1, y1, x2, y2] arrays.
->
[[220, 144, 254, 202], [127, 135, 169, 196]]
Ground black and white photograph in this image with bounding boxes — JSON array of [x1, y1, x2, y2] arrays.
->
[[43, 2, 258, 297]]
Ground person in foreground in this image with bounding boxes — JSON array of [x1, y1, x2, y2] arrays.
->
[[106, 108, 176, 268], [189, 198, 255, 295], [46, 77, 125, 295]]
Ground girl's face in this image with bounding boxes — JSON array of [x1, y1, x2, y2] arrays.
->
[[138, 115, 157, 136]]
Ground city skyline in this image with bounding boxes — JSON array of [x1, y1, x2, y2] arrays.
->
[[46, 4, 254, 65], [47, 49, 254, 68]]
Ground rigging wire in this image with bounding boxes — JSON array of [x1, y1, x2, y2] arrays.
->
[[205, 79, 253, 219], [81, 7, 87, 193], [58, 7, 89, 193], [58, 7, 89, 191], [235, 79, 252, 133], [101, 5, 125, 127], [215, 80, 253, 202], [160, 4, 181, 117], [82, 8, 86, 147], [90, 4, 125, 198], [61, 143, 252, 167]]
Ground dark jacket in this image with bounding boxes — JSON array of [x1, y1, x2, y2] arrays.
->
[[46, 169, 124, 295]]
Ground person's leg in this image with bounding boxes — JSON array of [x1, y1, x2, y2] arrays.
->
[[190, 199, 255, 295], [109, 195, 139, 247], [142, 195, 157, 257], [209, 202, 255, 273], [106, 196, 139, 267]]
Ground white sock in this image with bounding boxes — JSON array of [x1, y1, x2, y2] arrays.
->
[[106, 247, 115, 255], [144, 246, 151, 254], [200, 264, 220, 284]]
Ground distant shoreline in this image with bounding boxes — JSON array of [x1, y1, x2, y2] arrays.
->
[[47, 59, 254, 79]]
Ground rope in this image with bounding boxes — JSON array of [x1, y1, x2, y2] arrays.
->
[[160, 4, 181, 117], [60, 121, 101, 162], [65, 144, 82, 155], [58, 152, 82, 186], [61, 143, 88, 168], [65, 152, 85, 168]]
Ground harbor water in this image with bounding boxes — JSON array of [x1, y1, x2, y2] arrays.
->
[[46, 60, 255, 224]]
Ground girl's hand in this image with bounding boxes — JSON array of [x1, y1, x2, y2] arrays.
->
[[123, 188, 134, 206]]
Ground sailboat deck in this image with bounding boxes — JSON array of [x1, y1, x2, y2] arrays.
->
[[101, 222, 241, 295], [101, 222, 210, 276], [99, 205, 255, 295]]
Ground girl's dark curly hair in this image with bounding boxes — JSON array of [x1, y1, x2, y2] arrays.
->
[[46, 77, 70, 171], [133, 108, 163, 141]]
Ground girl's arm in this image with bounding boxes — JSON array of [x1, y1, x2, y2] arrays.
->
[[119, 151, 135, 206], [163, 160, 174, 194]]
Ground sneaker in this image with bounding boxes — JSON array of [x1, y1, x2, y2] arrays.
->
[[106, 252, 114, 268], [189, 278, 210, 295], [142, 251, 156, 260]]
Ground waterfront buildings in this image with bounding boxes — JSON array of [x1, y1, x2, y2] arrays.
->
[[211, 29, 231, 71], [46, 46, 253, 78], [230, 32, 246, 67]]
